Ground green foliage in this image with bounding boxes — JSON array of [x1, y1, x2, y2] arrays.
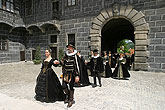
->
[[58, 48, 64, 60], [33, 46, 42, 64], [117, 39, 134, 54]]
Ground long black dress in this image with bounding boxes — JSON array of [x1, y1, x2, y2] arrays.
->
[[111, 54, 117, 68], [103, 56, 112, 78], [112, 57, 130, 79], [79, 56, 90, 86], [35, 59, 65, 102]]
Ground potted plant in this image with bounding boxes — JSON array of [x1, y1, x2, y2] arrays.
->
[[33, 46, 42, 64]]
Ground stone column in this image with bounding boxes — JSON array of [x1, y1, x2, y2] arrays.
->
[[90, 35, 101, 51], [62, 0, 64, 15], [134, 31, 149, 71], [102, 0, 104, 9]]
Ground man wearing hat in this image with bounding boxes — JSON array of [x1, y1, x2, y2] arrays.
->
[[89, 49, 104, 87], [61, 42, 80, 107]]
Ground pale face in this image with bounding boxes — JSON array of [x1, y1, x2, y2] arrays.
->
[[45, 50, 50, 57], [90, 51, 93, 56], [120, 54, 124, 58], [94, 52, 98, 56], [67, 46, 74, 53], [77, 52, 80, 56], [104, 52, 107, 56]]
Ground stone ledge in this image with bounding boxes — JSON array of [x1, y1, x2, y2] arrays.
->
[[135, 57, 147, 63], [135, 34, 147, 40], [134, 63, 149, 71], [135, 46, 147, 51], [135, 40, 148, 46], [135, 51, 149, 57]]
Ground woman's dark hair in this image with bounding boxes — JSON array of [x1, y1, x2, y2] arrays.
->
[[46, 49, 52, 55]]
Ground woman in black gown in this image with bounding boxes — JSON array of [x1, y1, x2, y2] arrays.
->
[[112, 53, 130, 79], [35, 49, 65, 103], [103, 51, 112, 78]]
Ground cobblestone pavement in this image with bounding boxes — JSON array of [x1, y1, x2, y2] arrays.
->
[[0, 61, 165, 110]]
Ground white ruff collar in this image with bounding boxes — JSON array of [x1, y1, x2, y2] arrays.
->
[[66, 50, 77, 56], [93, 54, 99, 58], [119, 57, 123, 60]]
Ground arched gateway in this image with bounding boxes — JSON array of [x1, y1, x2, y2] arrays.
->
[[89, 4, 149, 71]]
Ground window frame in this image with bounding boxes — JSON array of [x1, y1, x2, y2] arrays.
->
[[50, 35, 58, 44], [0, 0, 14, 12], [0, 0, 2, 9], [67, 33, 76, 48], [67, 0, 77, 7], [25, 0, 32, 16], [52, 1, 59, 12], [48, 34, 59, 59], [0, 36, 8, 51], [48, 34, 58, 45]]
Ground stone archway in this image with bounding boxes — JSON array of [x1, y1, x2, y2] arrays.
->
[[89, 4, 149, 71], [101, 18, 135, 53]]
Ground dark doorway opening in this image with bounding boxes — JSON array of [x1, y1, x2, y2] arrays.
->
[[50, 47, 57, 59], [20, 51, 25, 61], [32, 50, 36, 60], [101, 18, 134, 54]]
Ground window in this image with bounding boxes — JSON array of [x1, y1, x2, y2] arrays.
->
[[68, 34, 75, 46], [14, 0, 20, 14], [0, 0, 2, 8], [67, 0, 76, 6], [0, 36, 8, 51], [0, 0, 14, 12], [52, 1, 59, 12], [25, 0, 32, 16], [6, 0, 14, 12], [72, 0, 76, 5], [50, 35, 57, 43]]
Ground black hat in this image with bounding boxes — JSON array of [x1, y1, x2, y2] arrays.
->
[[93, 49, 98, 53], [66, 42, 75, 48]]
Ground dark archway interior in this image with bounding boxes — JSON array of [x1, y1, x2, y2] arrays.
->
[[101, 18, 134, 53]]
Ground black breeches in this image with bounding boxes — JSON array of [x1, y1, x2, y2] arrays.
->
[[93, 76, 101, 85]]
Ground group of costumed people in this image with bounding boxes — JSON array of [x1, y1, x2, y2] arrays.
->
[[34, 42, 132, 108], [101, 50, 133, 79]]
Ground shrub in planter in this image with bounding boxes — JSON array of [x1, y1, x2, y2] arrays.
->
[[33, 46, 42, 64], [58, 48, 64, 67]]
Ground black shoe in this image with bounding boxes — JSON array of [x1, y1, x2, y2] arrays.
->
[[64, 98, 69, 104], [92, 84, 97, 88], [67, 100, 75, 108], [99, 84, 102, 87]]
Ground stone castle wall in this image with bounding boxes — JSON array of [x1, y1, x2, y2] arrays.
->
[[0, 0, 165, 72]]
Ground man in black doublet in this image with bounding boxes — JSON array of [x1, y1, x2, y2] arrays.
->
[[61, 43, 80, 108], [89, 49, 104, 87]]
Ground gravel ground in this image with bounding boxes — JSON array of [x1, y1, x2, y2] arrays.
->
[[0, 61, 165, 110]]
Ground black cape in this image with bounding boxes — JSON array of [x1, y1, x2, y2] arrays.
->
[[78, 56, 90, 86]]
